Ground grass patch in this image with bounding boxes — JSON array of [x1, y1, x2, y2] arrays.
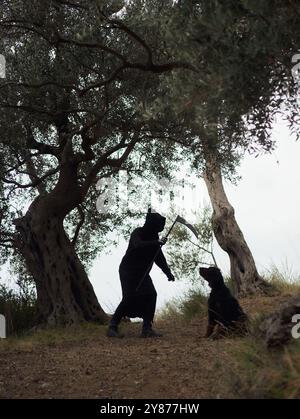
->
[[0, 283, 38, 336], [225, 336, 300, 399], [180, 288, 208, 320], [158, 287, 208, 321], [263, 264, 300, 295], [0, 321, 103, 352]]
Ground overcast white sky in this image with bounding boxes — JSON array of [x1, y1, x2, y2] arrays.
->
[[90, 118, 300, 313]]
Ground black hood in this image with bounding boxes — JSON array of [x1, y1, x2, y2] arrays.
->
[[143, 210, 166, 233]]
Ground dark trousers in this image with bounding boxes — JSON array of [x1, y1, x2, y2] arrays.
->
[[110, 292, 157, 330]]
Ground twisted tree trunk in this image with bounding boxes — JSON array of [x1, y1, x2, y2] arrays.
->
[[13, 160, 108, 326], [203, 156, 269, 296]]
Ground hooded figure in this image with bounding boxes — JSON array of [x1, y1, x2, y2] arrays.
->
[[108, 209, 175, 338]]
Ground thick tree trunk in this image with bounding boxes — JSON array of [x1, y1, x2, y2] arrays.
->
[[14, 193, 108, 326], [203, 157, 269, 296]]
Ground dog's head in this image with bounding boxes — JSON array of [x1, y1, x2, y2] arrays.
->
[[199, 266, 224, 289]]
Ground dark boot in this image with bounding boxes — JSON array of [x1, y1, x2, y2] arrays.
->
[[107, 325, 124, 338], [140, 324, 163, 338]]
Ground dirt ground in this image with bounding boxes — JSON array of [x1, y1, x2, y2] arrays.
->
[[0, 295, 289, 399], [0, 319, 239, 399]]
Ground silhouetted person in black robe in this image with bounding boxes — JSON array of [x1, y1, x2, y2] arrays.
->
[[108, 209, 175, 338]]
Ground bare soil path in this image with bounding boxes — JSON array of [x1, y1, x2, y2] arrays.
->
[[0, 320, 236, 398], [0, 295, 287, 399]]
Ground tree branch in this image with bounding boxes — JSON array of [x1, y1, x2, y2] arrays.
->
[[3, 153, 40, 175], [52, 0, 88, 11], [0, 103, 55, 119], [79, 65, 127, 96], [25, 126, 60, 157], [3, 165, 60, 191], [186, 237, 218, 266], [108, 18, 153, 65], [0, 81, 76, 92], [81, 131, 140, 194], [0, 20, 53, 45], [106, 132, 140, 168]]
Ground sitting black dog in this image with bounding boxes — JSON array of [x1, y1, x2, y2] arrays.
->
[[199, 266, 248, 338]]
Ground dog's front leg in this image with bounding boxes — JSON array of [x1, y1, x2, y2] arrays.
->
[[211, 324, 222, 339], [204, 323, 215, 338]]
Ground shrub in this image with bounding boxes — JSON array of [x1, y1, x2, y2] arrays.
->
[[262, 264, 300, 295], [158, 287, 208, 321], [179, 288, 208, 320], [0, 282, 37, 336]]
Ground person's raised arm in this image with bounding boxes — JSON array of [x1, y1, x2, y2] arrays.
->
[[155, 249, 175, 281]]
